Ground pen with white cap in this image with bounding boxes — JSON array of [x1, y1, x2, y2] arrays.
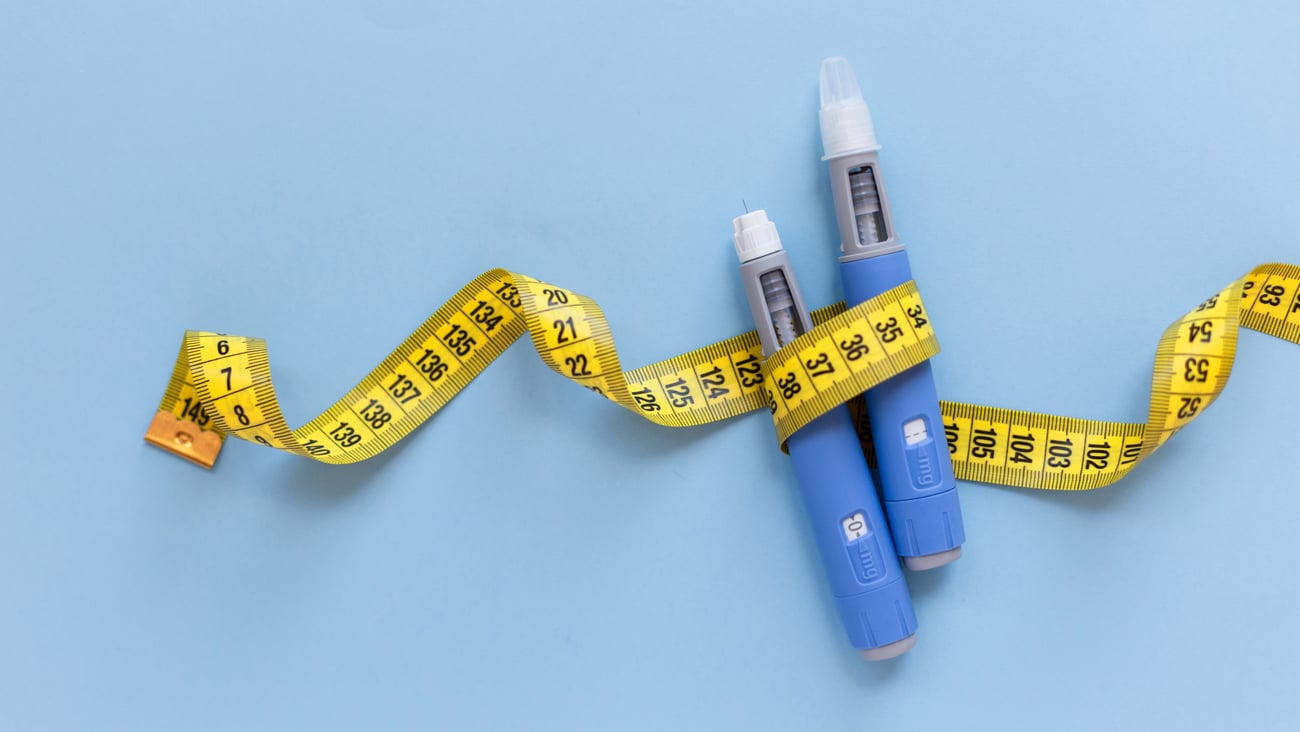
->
[[818, 57, 966, 569], [733, 208, 917, 660]]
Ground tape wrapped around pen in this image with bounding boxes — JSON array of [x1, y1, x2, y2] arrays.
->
[[146, 263, 1300, 491]]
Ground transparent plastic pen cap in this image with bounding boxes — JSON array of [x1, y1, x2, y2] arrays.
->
[[819, 56, 879, 159], [732, 209, 783, 263]]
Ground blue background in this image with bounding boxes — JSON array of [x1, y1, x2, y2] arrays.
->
[[3, 1, 1298, 729]]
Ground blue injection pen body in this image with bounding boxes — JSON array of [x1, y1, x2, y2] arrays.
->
[[786, 408, 919, 652], [841, 252, 965, 561], [820, 56, 965, 568], [733, 210, 916, 659]]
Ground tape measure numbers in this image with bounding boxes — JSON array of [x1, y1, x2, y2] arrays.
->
[[146, 263, 1300, 491], [933, 263, 1297, 489]]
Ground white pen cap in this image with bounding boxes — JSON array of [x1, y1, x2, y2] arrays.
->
[[732, 210, 783, 263], [819, 56, 880, 159]]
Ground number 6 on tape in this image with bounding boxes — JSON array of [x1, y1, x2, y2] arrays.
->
[[146, 263, 1300, 493]]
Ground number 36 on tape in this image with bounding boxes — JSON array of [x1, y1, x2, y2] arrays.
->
[[146, 263, 1300, 492]]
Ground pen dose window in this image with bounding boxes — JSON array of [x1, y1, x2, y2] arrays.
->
[[842, 512, 868, 541]]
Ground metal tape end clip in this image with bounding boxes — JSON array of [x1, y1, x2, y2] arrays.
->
[[144, 411, 223, 469]]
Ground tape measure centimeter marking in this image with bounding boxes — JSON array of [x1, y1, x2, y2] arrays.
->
[[759, 283, 939, 448], [938, 263, 1300, 490], [147, 263, 1300, 491], [147, 274, 928, 466]]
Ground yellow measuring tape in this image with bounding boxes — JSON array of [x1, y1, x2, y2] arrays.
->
[[146, 263, 1300, 491]]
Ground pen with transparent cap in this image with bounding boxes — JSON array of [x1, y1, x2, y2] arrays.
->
[[818, 57, 966, 569], [733, 209, 917, 660]]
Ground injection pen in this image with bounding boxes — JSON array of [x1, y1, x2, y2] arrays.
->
[[818, 57, 966, 570], [733, 209, 917, 660]]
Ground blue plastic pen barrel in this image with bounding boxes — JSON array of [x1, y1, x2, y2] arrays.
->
[[819, 57, 965, 570], [733, 210, 917, 660]]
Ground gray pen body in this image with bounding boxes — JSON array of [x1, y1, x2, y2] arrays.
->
[[827, 150, 904, 262], [740, 250, 812, 355]]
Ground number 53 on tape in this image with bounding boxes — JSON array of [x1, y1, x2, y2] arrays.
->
[[146, 263, 1300, 492]]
